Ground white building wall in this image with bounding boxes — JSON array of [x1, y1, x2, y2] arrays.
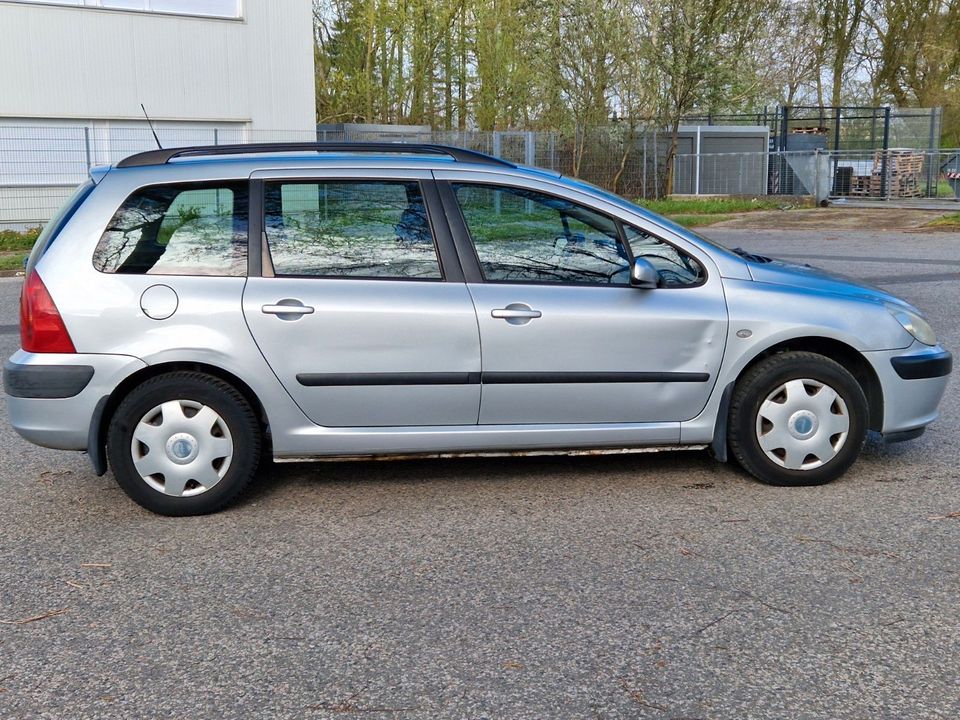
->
[[0, 0, 316, 130], [0, 0, 316, 226]]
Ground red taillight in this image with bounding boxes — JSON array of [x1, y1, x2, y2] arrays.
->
[[20, 271, 75, 353]]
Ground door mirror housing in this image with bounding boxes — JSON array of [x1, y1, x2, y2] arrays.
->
[[630, 258, 659, 289]]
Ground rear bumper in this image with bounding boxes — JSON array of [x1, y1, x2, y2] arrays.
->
[[4, 350, 145, 450], [4, 361, 94, 398], [864, 343, 952, 437]]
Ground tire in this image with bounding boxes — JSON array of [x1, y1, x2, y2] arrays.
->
[[727, 351, 868, 487], [106, 371, 261, 515]]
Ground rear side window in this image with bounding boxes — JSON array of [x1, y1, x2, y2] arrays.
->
[[263, 180, 442, 279], [93, 182, 248, 276]]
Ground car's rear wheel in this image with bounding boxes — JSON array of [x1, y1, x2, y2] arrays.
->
[[107, 372, 261, 515], [728, 351, 868, 486]]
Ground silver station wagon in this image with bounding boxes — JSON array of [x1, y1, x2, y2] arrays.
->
[[5, 143, 952, 515]]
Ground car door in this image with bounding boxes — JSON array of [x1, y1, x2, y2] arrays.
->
[[242, 171, 481, 428], [436, 175, 728, 425]]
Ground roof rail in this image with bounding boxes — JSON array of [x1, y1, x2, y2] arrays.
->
[[115, 142, 516, 169]]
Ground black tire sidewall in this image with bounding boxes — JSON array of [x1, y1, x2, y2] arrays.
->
[[107, 373, 260, 515], [730, 354, 868, 486]]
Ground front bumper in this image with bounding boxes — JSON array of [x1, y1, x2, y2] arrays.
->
[[4, 350, 145, 450], [890, 349, 952, 380], [864, 343, 952, 437]]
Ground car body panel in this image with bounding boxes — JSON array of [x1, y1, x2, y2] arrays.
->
[[466, 281, 727, 424], [242, 277, 482, 427]]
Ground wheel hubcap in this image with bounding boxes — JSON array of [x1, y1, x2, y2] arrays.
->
[[130, 400, 233, 497], [165, 433, 199, 464], [755, 378, 849, 471]]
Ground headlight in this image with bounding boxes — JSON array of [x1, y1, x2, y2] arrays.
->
[[886, 303, 937, 346]]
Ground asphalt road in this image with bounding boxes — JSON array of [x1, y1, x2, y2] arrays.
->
[[1, 229, 958, 719]]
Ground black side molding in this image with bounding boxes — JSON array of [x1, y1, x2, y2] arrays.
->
[[890, 351, 952, 380], [482, 372, 710, 384], [3, 361, 94, 398], [296, 371, 710, 387], [297, 372, 481, 387]]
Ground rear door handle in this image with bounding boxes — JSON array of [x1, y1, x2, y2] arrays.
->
[[262, 301, 315, 316]]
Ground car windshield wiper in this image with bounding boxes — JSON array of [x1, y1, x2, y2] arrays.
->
[[731, 247, 773, 263]]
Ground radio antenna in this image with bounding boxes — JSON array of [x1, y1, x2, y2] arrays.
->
[[140, 104, 163, 150]]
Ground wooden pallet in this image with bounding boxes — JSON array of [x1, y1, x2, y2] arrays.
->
[[869, 149, 925, 198]]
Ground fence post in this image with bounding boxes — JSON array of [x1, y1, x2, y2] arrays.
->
[[652, 130, 659, 200], [694, 126, 701, 195], [524, 130, 535, 167], [642, 130, 647, 199], [925, 107, 940, 197], [493, 132, 502, 214], [83, 126, 92, 171], [214, 128, 219, 146], [814, 148, 822, 204], [879, 106, 891, 199]]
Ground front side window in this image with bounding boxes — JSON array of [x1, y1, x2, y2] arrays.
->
[[623, 224, 705, 287], [452, 183, 630, 285], [93, 182, 247, 276], [264, 180, 442, 280]]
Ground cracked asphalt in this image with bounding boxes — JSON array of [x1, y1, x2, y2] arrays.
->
[[0, 227, 958, 719]]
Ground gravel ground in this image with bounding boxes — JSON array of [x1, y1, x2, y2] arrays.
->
[[0, 228, 958, 719]]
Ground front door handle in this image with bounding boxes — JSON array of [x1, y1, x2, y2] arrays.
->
[[262, 301, 315, 317]]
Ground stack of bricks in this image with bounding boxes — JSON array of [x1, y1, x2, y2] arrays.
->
[[870, 149, 925, 198]]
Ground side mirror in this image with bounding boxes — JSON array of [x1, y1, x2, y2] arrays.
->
[[630, 257, 659, 289]]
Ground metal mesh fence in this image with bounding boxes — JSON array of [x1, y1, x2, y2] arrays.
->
[[337, 126, 667, 200], [682, 107, 942, 153], [0, 124, 675, 229], [826, 149, 960, 200], [676, 148, 960, 200], [1, 120, 955, 230]]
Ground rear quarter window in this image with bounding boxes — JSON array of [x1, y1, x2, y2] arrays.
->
[[93, 181, 248, 276], [25, 180, 95, 275]]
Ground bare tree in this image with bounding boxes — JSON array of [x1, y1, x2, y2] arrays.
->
[[640, 0, 772, 193]]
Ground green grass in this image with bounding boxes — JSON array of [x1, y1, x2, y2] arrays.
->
[[0, 252, 27, 272], [0, 228, 39, 273], [667, 213, 736, 227], [0, 227, 41, 252], [925, 212, 960, 228], [937, 180, 958, 199], [634, 196, 815, 228], [637, 196, 809, 216]]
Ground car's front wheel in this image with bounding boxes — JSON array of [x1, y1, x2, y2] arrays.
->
[[107, 372, 261, 515], [728, 351, 868, 486]]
